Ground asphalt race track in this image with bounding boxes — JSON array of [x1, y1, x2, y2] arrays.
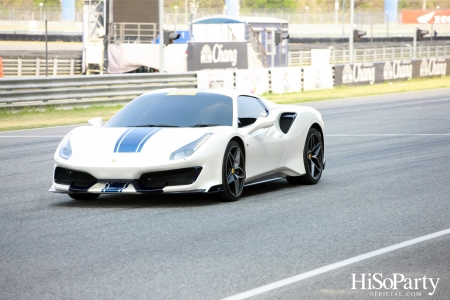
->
[[1, 88, 450, 299]]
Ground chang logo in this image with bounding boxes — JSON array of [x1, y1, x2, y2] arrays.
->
[[383, 61, 393, 80], [212, 44, 238, 66], [420, 58, 447, 77], [200, 44, 238, 66], [420, 59, 429, 77], [392, 60, 413, 80], [353, 63, 375, 85], [200, 45, 213, 64], [342, 64, 353, 84], [428, 58, 447, 76]]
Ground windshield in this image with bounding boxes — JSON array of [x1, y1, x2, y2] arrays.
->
[[105, 91, 233, 128]]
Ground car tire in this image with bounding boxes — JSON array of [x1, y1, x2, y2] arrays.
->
[[217, 140, 246, 202], [286, 127, 324, 185], [68, 193, 100, 201]]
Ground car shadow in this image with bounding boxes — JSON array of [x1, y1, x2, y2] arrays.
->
[[51, 179, 304, 209], [242, 178, 301, 197], [52, 193, 221, 209]]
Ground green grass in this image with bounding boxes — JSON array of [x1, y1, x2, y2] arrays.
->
[[0, 105, 123, 132], [0, 76, 449, 132], [264, 76, 450, 104]]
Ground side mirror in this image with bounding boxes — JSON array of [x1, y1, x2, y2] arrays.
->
[[88, 117, 103, 128], [246, 118, 275, 135]]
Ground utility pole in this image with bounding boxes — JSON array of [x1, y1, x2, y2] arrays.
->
[[349, 0, 354, 63], [341, 0, 346, 37], [335, 0, 339, 25], [159, 0, 164, 72]]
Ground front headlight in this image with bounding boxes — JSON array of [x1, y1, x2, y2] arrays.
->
[[59, 133, 72, 160], [170, 133, 213, 160]]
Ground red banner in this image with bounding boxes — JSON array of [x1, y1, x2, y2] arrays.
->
[[402, 10, 450, 24]]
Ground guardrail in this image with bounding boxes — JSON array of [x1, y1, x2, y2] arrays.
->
[[1, 57, 82, 77], [289, 44, 450, 66], [1, 56, 448, 109], [0, 72, 197, 108]]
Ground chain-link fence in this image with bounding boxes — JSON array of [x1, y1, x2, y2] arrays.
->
[[0, 6, 83, 22], [0, 5, 392, 25]]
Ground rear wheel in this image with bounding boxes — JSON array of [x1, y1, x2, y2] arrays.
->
[[217, 141, 246, 202], [286, 127, 323, 185], [68, 193, 100, 201]]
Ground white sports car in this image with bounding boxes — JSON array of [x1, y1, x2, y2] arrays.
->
[[50, 89, 325, 202]]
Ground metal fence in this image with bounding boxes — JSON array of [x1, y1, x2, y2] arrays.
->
[[289, 44, 450, 66], [1, 58, 82, 77], [109, 23, 158, 44], [0, 72, 197, 108]]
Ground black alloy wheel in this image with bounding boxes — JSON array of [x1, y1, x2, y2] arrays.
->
[[286, 127, 323, 185], [68, 193, 100, 201], [217, 141, 246, 202]]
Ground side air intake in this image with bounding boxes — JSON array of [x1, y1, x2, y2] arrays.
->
[[279, 113, 297, 134]]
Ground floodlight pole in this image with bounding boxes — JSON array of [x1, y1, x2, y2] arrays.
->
[[159, 0, 164, 73], [341, 0, 346, 37], [430, 23, 433, 47], [349, 0, 354, 63], [413, 29, 417, 58], [45, 19, 48, 77]]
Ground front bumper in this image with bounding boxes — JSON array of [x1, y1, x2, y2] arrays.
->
[[49, 165, 216, 195]]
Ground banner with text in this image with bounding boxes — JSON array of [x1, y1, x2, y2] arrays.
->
[[187, 42, 248, 71], [334, 58, 449, 86]]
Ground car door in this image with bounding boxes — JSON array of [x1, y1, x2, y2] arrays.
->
[[237, 95, 286, 180]]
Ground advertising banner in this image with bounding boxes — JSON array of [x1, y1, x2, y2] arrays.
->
[[187, 42, 248, 71], [302, 65, 333, 91], [235, 69, 269, 95], [402, 10, 450, 24], [334, 62, 380, 86], [417, 58, 449, 77], [334, 58, 449, 86], [270, 67, 301, 94], [197, 70, 234, 89]]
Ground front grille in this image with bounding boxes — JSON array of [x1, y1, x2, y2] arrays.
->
[[139, 167, 202, 188], [54, 167, 97, 188]]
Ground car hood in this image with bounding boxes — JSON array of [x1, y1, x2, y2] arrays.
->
[[66, 126, 218, 161]]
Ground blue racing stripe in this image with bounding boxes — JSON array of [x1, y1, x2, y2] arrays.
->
[[136, 128, 161, 152], [117, 128, 161, 153], [114, 128, 133, 153]]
